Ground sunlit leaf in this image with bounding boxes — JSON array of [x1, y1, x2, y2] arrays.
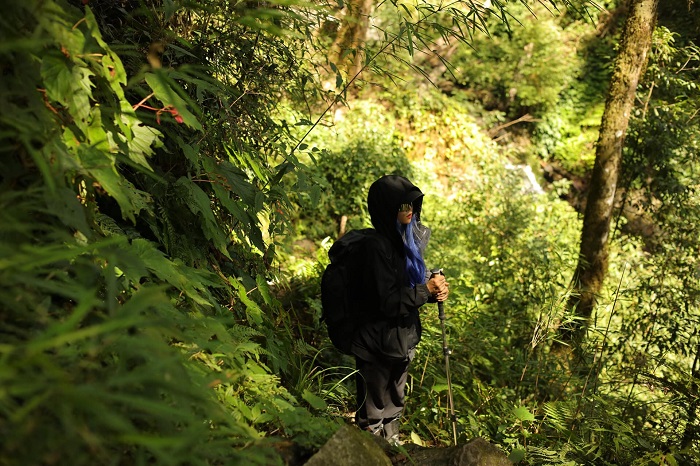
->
[[513, 406, 535, 422]]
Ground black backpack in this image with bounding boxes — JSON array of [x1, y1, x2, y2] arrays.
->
[[321, 229, 376, 354]]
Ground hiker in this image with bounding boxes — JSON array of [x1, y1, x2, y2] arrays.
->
[[352, 175, 448, 444]]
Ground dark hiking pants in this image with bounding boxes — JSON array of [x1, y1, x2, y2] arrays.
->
[[355, 348, 415, 433]]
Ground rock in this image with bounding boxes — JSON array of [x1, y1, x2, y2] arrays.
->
[[449, 438, 513, 466], [304, 424, 392, 466], [395, 438, 512, 466], [303, 425, 511, 466]]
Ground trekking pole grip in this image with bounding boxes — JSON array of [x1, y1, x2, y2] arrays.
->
[[430, 268, 446, 320]]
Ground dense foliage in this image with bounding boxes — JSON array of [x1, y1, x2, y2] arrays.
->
[[1, 0, 699, 465], [1, 1, 335, 464]]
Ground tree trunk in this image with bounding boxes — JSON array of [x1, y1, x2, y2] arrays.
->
[[559, 0, 659, 344], [327, 0, 374, 82]]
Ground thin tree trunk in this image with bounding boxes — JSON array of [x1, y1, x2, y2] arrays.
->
[[559, 0, 659, 345], [327, 0, 374, 81]]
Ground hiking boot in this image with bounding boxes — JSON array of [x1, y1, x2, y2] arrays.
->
[[383, 419, 402, 446], [364, 423, 384, 437]]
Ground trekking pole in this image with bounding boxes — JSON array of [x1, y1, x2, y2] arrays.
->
[[431, 268, 458, 445]]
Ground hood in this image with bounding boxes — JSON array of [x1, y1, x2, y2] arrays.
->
[[367, 175, 424, 251]]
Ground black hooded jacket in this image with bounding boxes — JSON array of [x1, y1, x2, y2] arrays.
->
[[351, 175, 432, 362]]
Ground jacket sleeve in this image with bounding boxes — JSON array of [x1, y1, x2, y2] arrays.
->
[[364, 237, 432, 318]]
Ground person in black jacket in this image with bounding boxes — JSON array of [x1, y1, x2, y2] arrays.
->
[[352, 175, 448, 444]]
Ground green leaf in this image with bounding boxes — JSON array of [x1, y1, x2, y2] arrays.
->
[[508, 448, 526, 463], [71, 69, 95, 127], [132, 238, 218, 306], [432, 382, 463, 393], [175, 136, 200, 165], [410, 431, 425, 446], [119, 113, 160, 169], [85, 107, 113, 151], [228, 277, 263, 325], [84, 6, 111, 51], [40, 54, 73, 104], [40, 49, 94, 130], [301, 390, 327, 410], [27, 312, 145, 353], [46, 12, 86, 58], [44, 186, 90, 236], [406, 22, 414, 56], [335, 72, 343, 89], [78, 146, 151, 223], [255, 275, 275, 307], [223, 145, 268, 184], [201, 156, 256, 205], [175, 177, 229, 256], [513, 406, 535, 422], [101, 53, 128, 100], [145, 72, 202, 130]]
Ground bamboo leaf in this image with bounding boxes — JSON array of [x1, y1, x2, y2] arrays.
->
[[26, 314, 145, 353], [132, 238, 219, 306]]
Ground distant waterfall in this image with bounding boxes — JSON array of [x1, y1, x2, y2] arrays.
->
[[505, 163, 544, 195]]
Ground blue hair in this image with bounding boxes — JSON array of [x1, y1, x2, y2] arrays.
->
[[397, 216, 427, 287]]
